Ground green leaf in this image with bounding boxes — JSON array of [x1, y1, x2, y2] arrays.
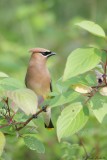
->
[[76, 20, 106, 38], [24, 135, 45, 153], [0, 86, 5, 99], [0, 132, 6, 156], [5, 88, 38, 115], [90, 93, 107, 123], [61, 142, 80, 159], [0, 72, 8, 78], [18, 125, 38, 135], [57, 72, 96, 92], [48, 91, 80, 108], [57, 102, 89, 142], [0, 78, 24, 90], [85, 71, 97, 86], [63, 48, 101, 81], [57, 76, 89, 92], [0, 126, 16, 135]]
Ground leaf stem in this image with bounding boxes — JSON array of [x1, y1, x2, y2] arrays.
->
[[103, 59, 107, 84], [76, 133, 89, 159], [0, 123, 11, 129], [6, 98, 11, 117]]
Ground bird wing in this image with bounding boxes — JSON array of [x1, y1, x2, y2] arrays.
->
[[25, 74, 28, 87], [50, 80, 53, 92]]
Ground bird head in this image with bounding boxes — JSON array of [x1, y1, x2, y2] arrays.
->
[[29, 48, 56, 58]]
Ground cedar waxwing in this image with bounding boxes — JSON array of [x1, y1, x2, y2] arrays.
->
[[25, 48, 55, 128]]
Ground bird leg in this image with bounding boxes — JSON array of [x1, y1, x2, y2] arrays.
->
[[42, 106, 47, 112]]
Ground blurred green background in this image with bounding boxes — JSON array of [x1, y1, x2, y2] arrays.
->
[[1, 0, 107, 159]]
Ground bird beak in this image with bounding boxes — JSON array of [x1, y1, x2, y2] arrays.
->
[[47, 52, 56, 57]]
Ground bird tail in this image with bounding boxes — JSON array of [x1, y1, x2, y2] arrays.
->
[[43, 107, 54, 129], [45, 119, 54, 129]]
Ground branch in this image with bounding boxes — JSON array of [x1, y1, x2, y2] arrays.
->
[[6, 98, 11, 117], [16, 106, 47, 131], [0, 98, 47, 131], [76, 133, 89, 160], [0, 123, 11, 129], [0, 121, 24, 129], [103, 60, 107, 84], [102, 49, 107, 84], [91, 84, 107, 89]]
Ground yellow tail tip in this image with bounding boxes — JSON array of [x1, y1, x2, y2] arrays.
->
[[46, 128, 54, 130]]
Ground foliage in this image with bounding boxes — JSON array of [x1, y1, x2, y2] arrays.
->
[[0, 20, 107, 160], [57, 102, 89, 142], [76, 21, 106, 38], [0, 132, 6, 156], [1, 0, 107, 159], [63, 47, 101, 80], [23, 135, 45, 153]]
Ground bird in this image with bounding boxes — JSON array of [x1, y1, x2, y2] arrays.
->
[[25, 48, 56, 129]]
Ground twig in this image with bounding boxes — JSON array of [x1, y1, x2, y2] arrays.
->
[[84, 86, 99, 105], [0, 123, 11, 129], [102, 49, 107, 84], [16, 106, 47, 131], [0, 121, 21, 129], [103, 60, 107, 85], [76, 133, 89, 160], [84, 97, 92, 105], [5, 98, 11, 117], [0, 105, 47, 131], [91, 84, 107, 89]]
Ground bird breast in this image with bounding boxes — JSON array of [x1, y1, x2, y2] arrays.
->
[[26, 64, 51, 98]]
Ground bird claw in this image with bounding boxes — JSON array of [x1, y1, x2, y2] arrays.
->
[[32, 114, 37, 118], [42, 106, 47, 112]]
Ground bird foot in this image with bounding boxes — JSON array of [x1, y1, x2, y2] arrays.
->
[[42, 106, 47, 112], [32, 114, 37, 118]]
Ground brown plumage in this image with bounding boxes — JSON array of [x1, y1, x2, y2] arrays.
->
[[25, 48, 55, 128]]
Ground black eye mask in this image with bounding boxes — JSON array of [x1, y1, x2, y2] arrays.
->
[[40, 51, 52, 56]]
